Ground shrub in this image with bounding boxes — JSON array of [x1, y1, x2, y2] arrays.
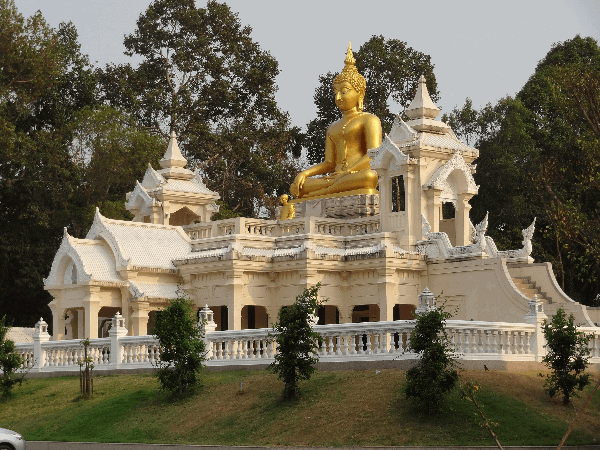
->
[[404, 304, 458, 414], [541, 307, 591, 405], [153, 296, 206, 397], [269, 284, 323, 399], [0, 315, 25, 398]]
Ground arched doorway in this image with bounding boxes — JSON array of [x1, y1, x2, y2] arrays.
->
[[351, 304, 380, 323], [317, 305, 339, 325], [241, 305, 269, 329]]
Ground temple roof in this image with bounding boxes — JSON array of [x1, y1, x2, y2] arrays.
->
[[86, 209, 193, 270]]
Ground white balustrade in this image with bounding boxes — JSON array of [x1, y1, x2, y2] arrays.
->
[[445, 321, 535, 360], [580, 327, 600, 362], [315, 221, 344, 236], [12, 318, 599, 373], [188, 226, 212, 240]]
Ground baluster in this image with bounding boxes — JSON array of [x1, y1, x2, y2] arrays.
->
[[473, 330, 480, 353], [474, 330, 482, 353], [516, 332, 523, 354], [523, 332, 531, 354], [223, 339, 230, 360], [239, 340, 246, 359], [365, 332, 372, 354], [462, 330, 470, 354], [484, 330, 491, 353], [372, 331, 380, 354], [502, 331, 510, 354], [327, 333, 334, 356]]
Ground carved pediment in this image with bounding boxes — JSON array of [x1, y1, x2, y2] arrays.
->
[[425, 151, 478, 195], [370, 135, 415, 175]]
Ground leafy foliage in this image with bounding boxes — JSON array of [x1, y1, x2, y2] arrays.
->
[[268, 284, 323, 399], [305, 35, 438, 165], [0, 315, 25, 398], [405, 305, 459, 414], [442, 35, 600, 306], [540, 308, 591, 405], [99, 0, 301, 218], [0, 2, 170, 327], [153, 296, 206, 397]]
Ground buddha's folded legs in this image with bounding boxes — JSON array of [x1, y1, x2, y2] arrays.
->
[[300, 169, 378, 198]]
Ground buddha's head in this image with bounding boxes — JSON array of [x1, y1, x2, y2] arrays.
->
[[280, 194, 289, 205], [333, 42, 366, 112]]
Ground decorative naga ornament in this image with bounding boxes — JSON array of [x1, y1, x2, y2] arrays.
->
[[289, 42, 382, 200]]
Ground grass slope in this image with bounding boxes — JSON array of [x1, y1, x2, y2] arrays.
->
[[0, 369, 598, 446]]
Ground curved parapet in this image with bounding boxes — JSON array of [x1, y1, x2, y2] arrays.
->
[[507, 262, 597, 326], [425, 257, 533, 322]]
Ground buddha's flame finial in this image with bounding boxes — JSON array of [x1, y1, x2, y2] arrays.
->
[[334, 41, 366, 98], [344, 41, 356, 66]]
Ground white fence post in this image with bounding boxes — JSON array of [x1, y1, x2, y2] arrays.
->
[[32, 318, 50, 371], [524, 294, 548, 361], [109, 312, 128, 368], [199, 304, 217, 359]]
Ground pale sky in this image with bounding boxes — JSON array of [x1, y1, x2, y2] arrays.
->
[[14, 0, 600, 128]]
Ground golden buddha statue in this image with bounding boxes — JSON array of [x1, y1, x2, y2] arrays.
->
[[290, 43, 382, 200], [278, 194, 295, 220]]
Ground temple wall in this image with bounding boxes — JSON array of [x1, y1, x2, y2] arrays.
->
[[424, 258, 531, 323]]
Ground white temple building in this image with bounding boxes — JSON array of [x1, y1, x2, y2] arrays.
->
[[44, 76, 600, 340]]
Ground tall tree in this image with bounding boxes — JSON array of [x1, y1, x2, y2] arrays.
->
[[99, 0, 301, 218], [443, 36, 600, 306], [0, 1, 163, 327], [305, 35, 439, 165], [0, 1, 85, 327]]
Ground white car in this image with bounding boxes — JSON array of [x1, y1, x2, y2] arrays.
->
[[0, 428, 26, 450]]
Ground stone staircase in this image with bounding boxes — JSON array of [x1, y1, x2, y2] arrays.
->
[[511, 276, 552, 303]]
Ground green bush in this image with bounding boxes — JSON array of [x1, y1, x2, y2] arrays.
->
[[405, 304, 459, 414], [153, 296, 206, 397], [269, 284, 323, 399], [541, 308, 591, 405], [0, 315, 25, 398]]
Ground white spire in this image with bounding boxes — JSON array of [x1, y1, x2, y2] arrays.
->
[[159, 131, 187, 170], [405, 75, 440, 120]]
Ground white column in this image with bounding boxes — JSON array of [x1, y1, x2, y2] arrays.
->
[[83, 287, 101, 339], [456, 193, 474, 246], [109, 312, 128, 368], [32, 318, 51, 371], [524, 294, 548, 361]]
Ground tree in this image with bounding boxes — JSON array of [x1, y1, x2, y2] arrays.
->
[[541, 308, 591, 405], [0, 316, 25, 398], [99, 0, 301, 218], [405, 304, 459, 414], [269, 284, 323, 400], [442, 36, 600, 306], [305, 35, 439, 165], [153, 295, 206, 396], [0, 2, 91, 327], [0, 2, 167, 327], [66, 106, 165, 236]]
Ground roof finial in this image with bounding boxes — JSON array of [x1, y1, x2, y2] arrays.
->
[[405, 75, 440, 120], [159, 131, 187, 170]]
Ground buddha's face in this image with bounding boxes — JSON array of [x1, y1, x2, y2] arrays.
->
[[333, 81, 362, 112]]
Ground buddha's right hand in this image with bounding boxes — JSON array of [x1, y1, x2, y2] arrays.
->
[[290, 173, 306, 197]]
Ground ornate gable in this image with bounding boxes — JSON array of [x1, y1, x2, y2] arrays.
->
[[369, 135, 416, 176], [140, 164, 166, 190], [425, 151, 478, 196]]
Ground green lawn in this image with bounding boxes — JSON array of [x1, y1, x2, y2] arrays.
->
[[0, 369, 598, 446]]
